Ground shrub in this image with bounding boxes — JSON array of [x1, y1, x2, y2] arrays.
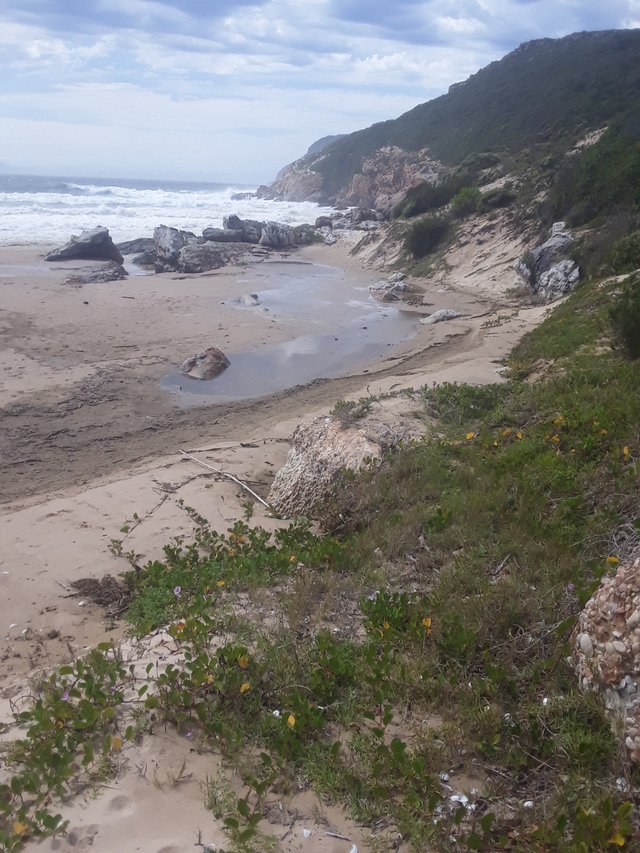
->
[[608, 229, 640, 274], [480, 186, 516, 211], [451, 186, 481, 217], [392, 177, 463, 219], [405, 216, 450, 258], [610, 274, 640, 358]]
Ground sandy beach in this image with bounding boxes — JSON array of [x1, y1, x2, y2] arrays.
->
[[0, 226, 550, 851]]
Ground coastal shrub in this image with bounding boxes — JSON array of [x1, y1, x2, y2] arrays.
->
[[392, 177, 464, 219], [451, 186, 481, 218], [610, 274, 640, 359], [405, 216, 450, 258], [608, 229, 640, 274], [479, 186, 516, 211]]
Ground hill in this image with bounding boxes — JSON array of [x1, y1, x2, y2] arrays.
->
[[267, 29, 640, 208]]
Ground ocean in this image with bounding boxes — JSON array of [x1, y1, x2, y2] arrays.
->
[[0, 174, 334, 246]]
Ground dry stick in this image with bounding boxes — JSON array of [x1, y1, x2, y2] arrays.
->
[[178, 449, 272, 509]]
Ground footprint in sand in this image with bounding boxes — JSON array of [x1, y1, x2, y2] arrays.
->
[[51, 824, 99, 851]]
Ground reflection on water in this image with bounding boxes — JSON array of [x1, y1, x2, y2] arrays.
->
[[161, 259, 418, 404]]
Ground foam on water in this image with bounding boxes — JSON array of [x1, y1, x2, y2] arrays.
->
[[0, 174, 335, 245]]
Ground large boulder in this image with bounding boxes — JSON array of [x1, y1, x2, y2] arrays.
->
[[571, 560, 640, 764], [45, 226, 124, 264], [179, 347, 230, 380], [63, 262, 128, 284], [176, 242, 225, 273], [202, 227, 245, 243], [117, 237, 154, 255], [259, 222, 296, 249], [223, 215, 263, 243], [153, 225, 193, 267], [267, 412, 421, 517], [515, 222, 580, 303]]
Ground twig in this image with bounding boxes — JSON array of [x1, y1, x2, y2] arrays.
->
[[178, 450, 271, 509]]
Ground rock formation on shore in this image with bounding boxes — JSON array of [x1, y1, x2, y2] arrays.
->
[[45, 226, 124, 264]]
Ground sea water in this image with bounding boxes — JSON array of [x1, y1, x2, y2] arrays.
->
[[0, 173, 334, 246]]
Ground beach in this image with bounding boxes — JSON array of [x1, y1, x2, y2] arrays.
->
[[0, 227, 549, 851]]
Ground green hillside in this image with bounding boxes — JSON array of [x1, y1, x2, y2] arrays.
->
[[302, 29, 640, 200]]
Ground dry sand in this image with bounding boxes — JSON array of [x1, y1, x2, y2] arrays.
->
[[0, 225, 551, 851]]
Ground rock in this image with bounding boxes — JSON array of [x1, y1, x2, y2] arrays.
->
[[535, 259, 580, 302], [420, 309, 462, 325], [132, 248, 158, 268], [202, 227, 245, 243], [63, 262, 128, 284], [223, 215, 263, 243], [230, 191, 255, 201], [45, 226, 124, 264], [292, 224, 317, 245], [515, 222, 580, 303], [315, 216, 333, 229], [117, 237, 154, 255], [259, 222, 296, 249], [240, 293, 260, 306], [176, 242, 225, 274], [267, 412, 421, 517], [153, 225, 190, 266], [370, 279, 409, 303], [571, 560, 640, 764], [179, 347, 230, 380]]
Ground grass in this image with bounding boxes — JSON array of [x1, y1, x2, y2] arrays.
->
[[2, 272, 640, 851]]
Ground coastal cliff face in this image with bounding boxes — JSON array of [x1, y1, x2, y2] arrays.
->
[[265, 145, 442, 213]]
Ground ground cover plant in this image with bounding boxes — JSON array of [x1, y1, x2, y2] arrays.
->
[[2, 271, 640, 851]]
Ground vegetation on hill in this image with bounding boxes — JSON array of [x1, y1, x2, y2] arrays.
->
[[301, 30, 640, 201]]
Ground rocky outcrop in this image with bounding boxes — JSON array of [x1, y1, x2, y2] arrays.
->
[[176, 243, 225, 274], [179, 347, 230, 380], [45, 226, 124, 264], [572, 560, 640, 764], [63, 262, 128, 284], [117, 238, 154, 255], [516, 222, 580, 302], [370, 272, 410, 303], [153, 225, 194, 268], [267, 412, 421, 517], [202, 227, 245, 243], [257, 165, 325, 203]]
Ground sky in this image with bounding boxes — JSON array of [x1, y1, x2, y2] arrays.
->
[[1, 1, 639, 184]]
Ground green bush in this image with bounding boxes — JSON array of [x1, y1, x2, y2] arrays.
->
[[480, 186, 516, 211], [404, 216, 450, 258], [608, 229, 640, 274], [610, 274, 640, 358], [392, 177, 463, 219], [451, 186, 481, 217]]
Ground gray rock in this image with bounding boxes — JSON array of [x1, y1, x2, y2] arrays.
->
[[420, 309, 462, 324], [259, 222, 296, 249], [176, 242, 225, 274], [202, 227, 245, 243], [63, 261, 128, 284], [45, 226, 124, 264], [223, 215, 263, 243], [267, 413, 421, 516], [179, 347, 230, 380], [239, 293, 260, 306], [531, 221, 573, 274], [315, 216, 333, 229], [132, 248, 157, 268], [292, 224, 317, 245], [535, 259, 580, 302], [153, 225, 190, 266], [117, 237, 154, 255]]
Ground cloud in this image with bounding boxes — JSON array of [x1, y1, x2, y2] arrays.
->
[[0, 0, 638, 179]]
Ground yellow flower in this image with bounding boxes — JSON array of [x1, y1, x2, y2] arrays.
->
[[600, 428, 608, 435], [550, 434, 560, 444], [553, 415, 566, 427], [287, 714, 296, 728], [606, 555, 620, 566], [383, 621, 391, 631], [240, 682, 251, 694], [422, 617, 433, 636], [12, 821, 28, 836], [228, 548, 237, 557], [111, 735, 123, 751], [502, 427, 513, 437], [217, 579, 225, 587], [205, 674, 215, 684], [516, 431, 524, 440], [238, 655, 249, 670], [466, 432, 475, 441], [623, 446, 630, 457], [289, 555, 297, 563]]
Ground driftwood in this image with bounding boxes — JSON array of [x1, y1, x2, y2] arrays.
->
[[178, 450, 272, 510]]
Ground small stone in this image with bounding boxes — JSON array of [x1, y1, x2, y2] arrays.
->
[[613, 640, 627, 654], [579, 633, 594, 657]]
